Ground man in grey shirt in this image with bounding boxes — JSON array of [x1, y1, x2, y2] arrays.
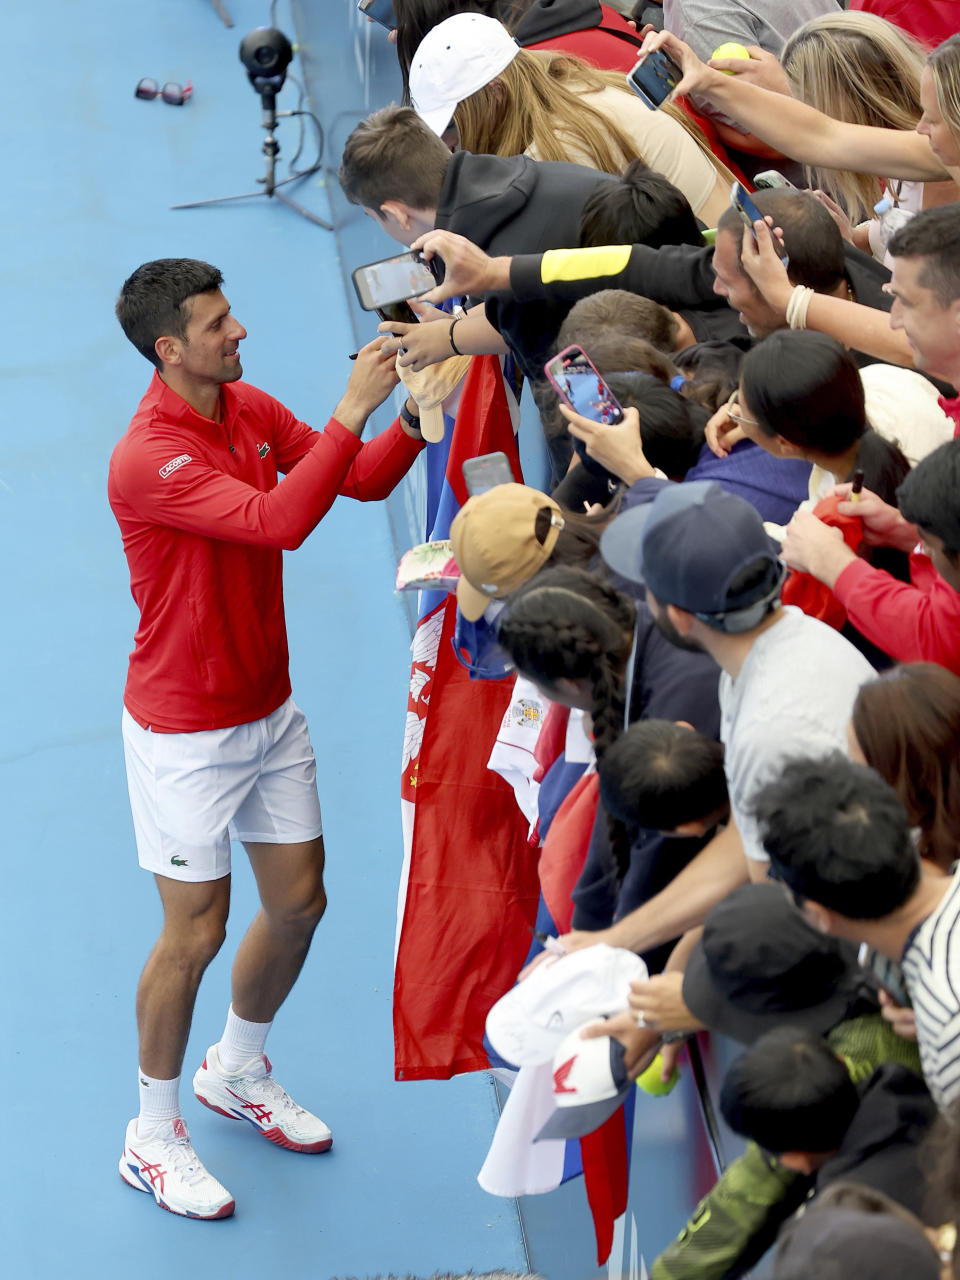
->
[[602, 481, 874, 873], [663, 0, 840, 62]]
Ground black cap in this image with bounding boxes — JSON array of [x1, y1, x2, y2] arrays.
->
[[682, 884, 868, 1045]]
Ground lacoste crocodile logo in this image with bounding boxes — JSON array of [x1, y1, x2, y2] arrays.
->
[[170, 855, 188, 867], [257, 442, 270, 459]]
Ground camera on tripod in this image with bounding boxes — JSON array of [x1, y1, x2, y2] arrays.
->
[[239, 27, 292, 99]]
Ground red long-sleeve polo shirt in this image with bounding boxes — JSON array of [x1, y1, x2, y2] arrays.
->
[[833, 552, 960, 674], [109, 373, 423, 732]]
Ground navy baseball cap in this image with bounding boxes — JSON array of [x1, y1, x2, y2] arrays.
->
[[600, 482, 785, 632]]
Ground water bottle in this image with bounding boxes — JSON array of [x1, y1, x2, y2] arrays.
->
[[874, 196, 914, 250]]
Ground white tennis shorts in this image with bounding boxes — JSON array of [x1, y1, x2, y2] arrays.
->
[[121, 697, 324, 883]]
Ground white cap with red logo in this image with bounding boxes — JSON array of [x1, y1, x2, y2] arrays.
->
[[534, 1019, 633, 1142]]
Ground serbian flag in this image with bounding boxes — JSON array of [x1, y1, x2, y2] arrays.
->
[[395, 354, 542, 1081]]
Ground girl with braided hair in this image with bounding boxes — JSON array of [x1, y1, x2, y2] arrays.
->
[[497, 564, 635, 767], [496, 565, 637, 888], [498, 564, 722, 968]]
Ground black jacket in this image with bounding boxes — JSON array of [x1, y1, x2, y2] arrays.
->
[[816, 1062, 939, 1222], [435, 150, 616, 379], [509, 239, 897, 368], [513, 0, 640, 49]]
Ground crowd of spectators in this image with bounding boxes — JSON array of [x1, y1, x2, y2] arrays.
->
[[347, 3, 960, 1275]]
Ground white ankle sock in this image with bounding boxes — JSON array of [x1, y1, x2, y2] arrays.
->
[[137, 1069, 181, 1136], [216, 1004, 273, 1073]]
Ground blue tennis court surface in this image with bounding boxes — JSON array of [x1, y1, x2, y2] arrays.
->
[[1, 3, 726, 1276]]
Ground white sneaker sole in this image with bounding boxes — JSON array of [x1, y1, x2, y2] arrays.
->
[[194, 1070, 332, 1154], [119, 1150, 235, 1220]]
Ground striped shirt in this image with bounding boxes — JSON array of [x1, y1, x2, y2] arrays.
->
[[902, 871, 960, 1111]]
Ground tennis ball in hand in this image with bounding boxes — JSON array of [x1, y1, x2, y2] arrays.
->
[[711, 42, 751, 71], [636, 1052, 680, 1096]]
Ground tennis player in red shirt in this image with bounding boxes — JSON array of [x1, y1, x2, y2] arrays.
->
[[109, 258, 424, 1218]]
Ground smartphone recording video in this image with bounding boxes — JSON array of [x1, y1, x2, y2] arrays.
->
[[753, 169, 796, 191], [730, 181, 790, 267], [352, 251, 439, 312], [543, 345, 624, 425], [376, 300, 419, 326], [462, 451, 514, 498], [626, 49, 683, 110], [357, 0, 396, 32]]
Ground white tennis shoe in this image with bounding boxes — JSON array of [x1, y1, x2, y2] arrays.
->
[[193, 1044, 333, 1153], [119, 1116, 235, 1219]]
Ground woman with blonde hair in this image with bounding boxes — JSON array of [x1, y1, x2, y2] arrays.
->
[[633, 28, 960, 371], [641, 27, 960, 191], [779, 12, 959, 254], [408, 13, 737, 227]]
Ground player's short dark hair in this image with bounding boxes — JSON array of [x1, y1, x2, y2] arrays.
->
[[888, 203, 960, 307], [116, 258, 223, 369], [720, 1026, 860, 1154], [897, 438, 960, 566], [716, 189, 846, 294], [753, 753, 920, 920]]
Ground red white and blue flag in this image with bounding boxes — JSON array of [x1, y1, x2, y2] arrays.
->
[[393, 353, 634, 1263], [395, 353, 541, 1081]]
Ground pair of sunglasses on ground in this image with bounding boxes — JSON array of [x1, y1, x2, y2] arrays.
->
[[135, 78, 192, 106]]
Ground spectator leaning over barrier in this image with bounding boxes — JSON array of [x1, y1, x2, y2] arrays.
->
[[719, 1026, 938, 1229], [755, 753, 960, 1112], [576, 161, 706, 252], [402, 189, 897, 371], [547, 482, 873, 1072], [581, 720, 727, 973], [781, 437, 960, 673], [406, 15, 735, 225], [643, 882, 925, 1280], [746, 203, 960, 423], [338, 104, 616, 382], [599, 480, 874, 882], [771, 1201, 942, 1280]]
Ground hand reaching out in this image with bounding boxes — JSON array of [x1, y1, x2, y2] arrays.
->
[[409, 230, 511, 303], [739, 220, 792, 316], [708, 45, 790, 95], [705, 399, 747, 458], [560, 404, 657, 485]]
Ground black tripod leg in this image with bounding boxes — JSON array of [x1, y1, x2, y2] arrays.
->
[[273, 190, 334, 230]]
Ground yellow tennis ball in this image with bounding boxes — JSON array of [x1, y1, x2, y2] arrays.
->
[[711, 42, 751, 72], [635, 1053, 680, 1096]]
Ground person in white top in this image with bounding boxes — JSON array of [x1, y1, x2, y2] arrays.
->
[[408, 12, 736, 227], [754, 753, 960, 1113]]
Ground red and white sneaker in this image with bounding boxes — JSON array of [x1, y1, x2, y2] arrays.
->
[[193, 1044, 333, 1153], [119, 1117, 235, 1219]]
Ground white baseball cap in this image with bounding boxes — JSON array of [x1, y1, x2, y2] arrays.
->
[[535, 1019, 633, 1142], [485, 944, 647, 1067], [409, 13, 520, 137]]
